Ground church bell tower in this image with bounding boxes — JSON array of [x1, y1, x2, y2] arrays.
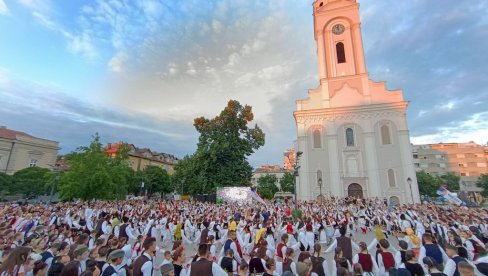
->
[[293, 0, 421, 204]]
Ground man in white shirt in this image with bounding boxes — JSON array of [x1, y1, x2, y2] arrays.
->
[[188, 244, 227, 276], [132, 237, 156, 276]]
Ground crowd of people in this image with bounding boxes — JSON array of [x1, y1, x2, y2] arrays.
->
[[0, 196, 487, 276]]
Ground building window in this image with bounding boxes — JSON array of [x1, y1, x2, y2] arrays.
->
[[380, 125, 391, 145], [477, 163, 487, 168], [413, 154, 418, 159], [388, 169, 396, 187], [313, 130, 322, 148], [29, 159, 38, 167], [346, 128, 354, 146], [336, 42, 346, 63]]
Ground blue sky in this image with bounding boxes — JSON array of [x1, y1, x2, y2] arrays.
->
[[0, 0, 487, 167]]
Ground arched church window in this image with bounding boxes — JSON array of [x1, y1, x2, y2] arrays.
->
[[313, 129, 322, 148], [381, 125, 391, 145], [336, 42, 346, 64], [388, 169, 396, 187], [346, 128, 354, 146]]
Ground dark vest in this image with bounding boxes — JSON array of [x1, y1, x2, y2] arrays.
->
[[283, 259, 293, 272], [249, 258, 265, 273], [95, 218, 105, 236], [337, 236, 353, 262], [119, 224, 129, 239], [452, 255, 466, 276], [424, 244, 443, 265], [220, 257, 233, 273], [133, 254, 152, 276], [41, 251, 54, 263], [200, 228, 209, 245], [358, 253, 373, 272], [190, 259, 213, 276], [310, 256, 325, 276], [101, 265, 117, 276]]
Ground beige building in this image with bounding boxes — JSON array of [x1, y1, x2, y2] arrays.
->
[[251, 165, 292, 191], [412, 142, 488, 202], [105, 143, 179, 174], [0, 126, 59, 175]]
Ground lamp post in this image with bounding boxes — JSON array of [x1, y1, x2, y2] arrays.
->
[[318, 178, 323, 204], [293, 151, 303, 218], [49, 174, 60, 204], [407, 177, 414, 204]]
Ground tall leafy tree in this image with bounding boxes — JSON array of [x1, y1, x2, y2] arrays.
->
[[0, 172, 12, 196], [11, 167, 52, 198], [279, 172, 295, 193], [58, 134, 133, 200], [177, 100, 265, 194], [142, 165, 172, 195], [439, 172, 460, 192], [257, 174, 279, 199], [416, 170, 442, 197], [477, 174, 488, 197]]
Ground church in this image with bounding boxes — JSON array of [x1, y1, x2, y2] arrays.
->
[[294, 0, 420, 204]]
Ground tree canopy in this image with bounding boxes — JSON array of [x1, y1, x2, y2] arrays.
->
[[439, 172, 460, 192], [477, 174, 488, 197], [256, 174, 279, 199], [279, 172, 294, 193], [58, 134, 133, 200], [173, 100, 265, 194], [416, 170, 442, 197]]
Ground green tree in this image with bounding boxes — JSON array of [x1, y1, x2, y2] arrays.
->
[[279, 172, 295, 193], [256, 174, 279, 199], [11, 167, 52, 198], [173, 153, 212, 195], [477, 174, 488, 197], [175, 100, 265, 194], [0, 172, 13, 197], [416, 170, 442, 197], [142, 165, 172, 195], [439, 172, 460, 192], [58, 134, 133, 200]]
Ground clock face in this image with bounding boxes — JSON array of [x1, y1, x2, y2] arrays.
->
[[332, 24, 345, 35]]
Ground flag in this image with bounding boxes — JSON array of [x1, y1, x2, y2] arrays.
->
[[250, 187, 266, 204], [437, 185, 463, 206]]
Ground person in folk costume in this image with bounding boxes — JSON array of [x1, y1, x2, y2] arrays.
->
[[219, 230, 243, 265], [325, 226, 359, 264], [242, 225, 254, 256], [318, 220, 328, 247], [264, 224, 276, 256], [132, 237, 157, 276], [218, 249, 237, 276], [131, 235, 144, 260], [401, 227, 422, 256], [101, 249, 125, 276], [376, 239, 396, 276], [207, 235, 218, 262], [249, 250, 266, 274], [304, 222, 315, 252], [254, 239, 272, 260], [263, 258, 276, 276], [188, 243, 228, 275], [332, 247, 352, 275], [310, 243, 329, 276], [352, 242, 379, 276], [418, 233, 447, 267], [282, 248, 298, 275], [358, 206, 368, 235]]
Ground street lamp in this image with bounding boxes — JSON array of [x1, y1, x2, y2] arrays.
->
[[49, 174, 60, 203], [293, 151, 303, 218], [318, 178, 323, 204], [407, 177, 414, 204]]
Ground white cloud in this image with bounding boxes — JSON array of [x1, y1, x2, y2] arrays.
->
[[108, 51, 129, 72], [411, 112, 488, 145], [0, 0, 9, 15]]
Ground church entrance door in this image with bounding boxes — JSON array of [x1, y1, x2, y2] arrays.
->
[[347, 183, 363, 198]]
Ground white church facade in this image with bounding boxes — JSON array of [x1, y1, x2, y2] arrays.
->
[[294, 0, 420, 204]]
